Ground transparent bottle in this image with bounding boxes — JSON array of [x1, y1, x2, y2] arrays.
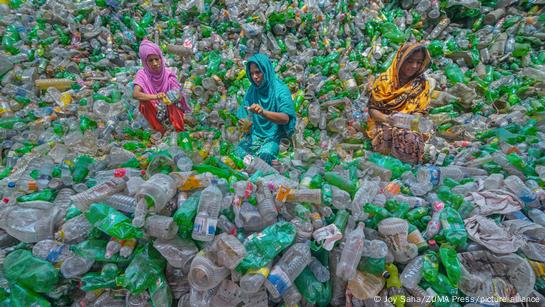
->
[[70, 177, 127, 211], [336, 223, 366, 280], [399, 256, 424, 289], [188, 254, 229, 291], [255, 180, 278, 225], [265, 241, 312, 298], [309, 256, 330, 282], [55, 214, 92, 243], [192, 181, 223, 242], [240, 263, 272, 294], [60, 255, 95, 278], [390, 113, 434, 133], [32, 239, 74, 264]]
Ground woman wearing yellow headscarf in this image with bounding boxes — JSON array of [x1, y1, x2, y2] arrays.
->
[[367, 43, 432, 164]]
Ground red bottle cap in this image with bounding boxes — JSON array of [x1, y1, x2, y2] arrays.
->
[[114, 168, 127, 177]]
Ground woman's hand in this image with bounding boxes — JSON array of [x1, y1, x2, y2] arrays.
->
[[247, 103, 264, 115], [155, 92, 166, 100]]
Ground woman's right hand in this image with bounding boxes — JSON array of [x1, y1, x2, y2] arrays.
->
[[238, 119, 252, 132], [155, 92, 166, 100]]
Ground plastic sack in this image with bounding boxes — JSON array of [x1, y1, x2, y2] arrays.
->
[[85, 203, 144, 240], [70, 239, 131, 263], [295, 267, 332, 306], [237, 221, 296, 272], [3, 250, 59, 293], [121, 243, 167, 294], [173, 191, 200, 238], [458, 250, 535, 298]]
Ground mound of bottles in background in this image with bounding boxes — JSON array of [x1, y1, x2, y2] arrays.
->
[[1, 0, 545, 306]]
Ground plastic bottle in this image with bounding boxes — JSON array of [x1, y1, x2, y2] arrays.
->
[[188, 254, 229, 291], [60, 255, 95, 278], [390, 113, 434, 133], [504, 175, 539, 207], [32, 239, 74, 264], [240, 263, 273, 294], [133, 173, 178, 227], [308, 256, 330, 283], [265, 241, 312, 298], [34, 78, 74, 91], [399, 256, 424, 289], [336, 223, 365, 280], [70, 177, 127, 211], [255, 180, 278, 225], [192, 181, 223, 242], [55, 214, 92, 243], [423, 202, 445, 239], [153, 237, 199, 270]]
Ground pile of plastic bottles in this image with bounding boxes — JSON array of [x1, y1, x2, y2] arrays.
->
[[1, 0, 545, 306]]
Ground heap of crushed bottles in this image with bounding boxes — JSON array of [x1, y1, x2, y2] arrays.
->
[[1, 0, 545, 306]]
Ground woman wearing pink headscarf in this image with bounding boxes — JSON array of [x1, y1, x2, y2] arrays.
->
[[132, 39, 190, 134]]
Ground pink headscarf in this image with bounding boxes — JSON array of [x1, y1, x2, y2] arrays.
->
[[134, 39, 190, 112]]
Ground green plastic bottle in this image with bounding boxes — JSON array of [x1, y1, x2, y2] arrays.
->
[[173, 192, 201, 238]]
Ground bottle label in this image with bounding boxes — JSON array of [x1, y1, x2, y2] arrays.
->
[[193, 216, 218, 236], [276, 185, 291, 203], [268, 266, 292, 296], [427, 166, 441, 186], [247, 267, 271, 278]]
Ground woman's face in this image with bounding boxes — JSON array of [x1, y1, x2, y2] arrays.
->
[[249, 63, 263, 86], [146, 54, 162, 73], [400, 50, 424, 80]]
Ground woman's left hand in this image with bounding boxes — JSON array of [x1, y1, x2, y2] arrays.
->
[[248, 103, 264, 115]]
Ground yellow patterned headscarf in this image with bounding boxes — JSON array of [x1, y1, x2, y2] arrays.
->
[[367, 43, 432, 136]]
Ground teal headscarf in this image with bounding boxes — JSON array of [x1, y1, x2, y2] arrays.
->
[[237, 53, 296, 141]]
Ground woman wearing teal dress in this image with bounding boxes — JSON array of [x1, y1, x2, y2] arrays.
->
[[235, 53, 297, 164]]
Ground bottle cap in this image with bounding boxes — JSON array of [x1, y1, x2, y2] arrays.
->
[[114, 168, 127, 177], [7, 182, 15, 188]]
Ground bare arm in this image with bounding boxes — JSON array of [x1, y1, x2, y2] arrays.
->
[[132, 85, 163, 102], [369, 108, 391, 124], [262, 110, 289, 124], [248, 103, 290, 125]]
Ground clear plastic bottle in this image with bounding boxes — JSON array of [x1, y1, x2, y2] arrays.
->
[[55, 214, 92, 243], [309, 256, 330, 282], [352, 180, 380, 220], [32, 239, 74, 264], [240, 263, 272, 294], [504, 175, 539, 207], [60, 255, 95, 278], [255, 180, 278, 225], [265, 241, 312, 298], [211, 233, 246, 270], [192, 181, 223, 241], [154, 237, 199, 270], [70, 177, 127, 211], [390, 113, 434, 133], [336, 223, 366, 280], [188, 254, 230, 291], [145, 215, 179, 240], [133, 173, 178, 227], [423, 202, 445, 239], [399, 256, 424, 289], [105, 238, 122, 259], [243, 154, 278, 174], [95, 168, 143, 184], [103, 194, 137, 213]]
